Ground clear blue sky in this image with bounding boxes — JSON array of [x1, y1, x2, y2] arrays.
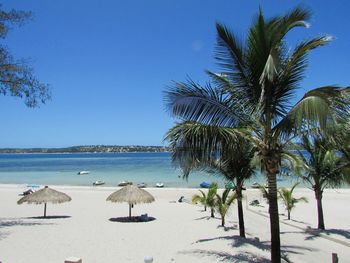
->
[[0, 0, 349, 148]]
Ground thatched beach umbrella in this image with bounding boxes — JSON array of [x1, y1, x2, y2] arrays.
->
[[106, 185, 155, 218], [17, 186, 72, 218]]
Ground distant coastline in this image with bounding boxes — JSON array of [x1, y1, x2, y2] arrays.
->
[[0, 145, 170, 154]]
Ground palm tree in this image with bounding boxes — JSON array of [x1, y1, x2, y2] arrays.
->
[[166, 121, 255, 237], [192, 189, 208, 211], [215, 189, 237, 226], [192, 183, 218, 217], [297, 134, 350, 229], [164, 6, 350, 262], [278, 183, 307, 220]]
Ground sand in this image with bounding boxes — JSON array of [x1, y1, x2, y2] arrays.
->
[[0, 184, 349, 263]]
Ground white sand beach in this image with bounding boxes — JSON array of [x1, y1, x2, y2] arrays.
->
[[0, 184, 349, 263]]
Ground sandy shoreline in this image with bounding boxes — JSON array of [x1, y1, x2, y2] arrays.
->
[[0, 184, 349, 262]]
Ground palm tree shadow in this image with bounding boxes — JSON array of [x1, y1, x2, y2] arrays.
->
[[0, 217, 54, 241], [305, 228, 350, 241], [195, 235, 315, 256], [195, 235, 270, 251], [289, 218, 310, 225], [195, 216, 211, 221], [180, 249, 270, 262], [325, 229, 350, 239], [0, 231, 9, 241], [0, 218, 54, 227], [222, 226, 237, 231]]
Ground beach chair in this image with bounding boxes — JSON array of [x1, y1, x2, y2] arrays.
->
[[140, 213, 149, 222], [21, 189, 34, 196]]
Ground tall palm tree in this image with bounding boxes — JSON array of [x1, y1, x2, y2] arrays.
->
[[164, 6, 350, 262], [278, 182, 307, 220], [166, 121, 255, 237], [298, 134, 350, 229], [215, 189, 237, 227]]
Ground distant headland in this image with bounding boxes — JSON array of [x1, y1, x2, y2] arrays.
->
[[0, 145, 170, 154]]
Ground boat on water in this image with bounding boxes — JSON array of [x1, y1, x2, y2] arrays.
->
[[200, 182, 210, 188], [156, 183, 164, 188], [93, 180, 105, 186], [118, 181, 132, 187], [26, 184, 40, 188], [251, 182, 260, 188], [137, 183, 147, 188], [78, 171, 90, 175]]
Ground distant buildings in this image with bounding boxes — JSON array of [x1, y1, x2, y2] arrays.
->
[[0, 145, 170, 154]]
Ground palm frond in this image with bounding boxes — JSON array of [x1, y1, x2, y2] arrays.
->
[[273, 36, 333, 117], [280, 151, 304, 176], [268, 5, 311, 46], [192, 190, 205, 204], [165, 121, 255, 182], [164, 79, 245, 127], [215, 23, 249, 90], [273, 86, 350, 140], [297, 133, 350, 189]]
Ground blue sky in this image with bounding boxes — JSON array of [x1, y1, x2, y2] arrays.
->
[[0, 0, 349, 147]]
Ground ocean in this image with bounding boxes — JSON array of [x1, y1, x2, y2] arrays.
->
[[0, 152, 305, 188]]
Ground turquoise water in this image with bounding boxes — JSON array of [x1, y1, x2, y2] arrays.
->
[[0, 152, 300, 188]]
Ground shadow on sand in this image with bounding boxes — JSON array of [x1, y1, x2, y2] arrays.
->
[[0, 217, 55, 241], [194, 216, 212, 221], [305, 228, 350, 241], [195, 235, 271, 251], [324, 229, 350, 239], [25, 215, 71, 220], [180, 249, 270, 263], [195, 234, 315, 258], [0, 218, 54, 227], [109, 216, 156, 223], [0, 231, 9, 241]]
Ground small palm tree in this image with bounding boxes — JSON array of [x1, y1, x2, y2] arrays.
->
[[278, 183, 307, 220], [192, 189, 207, 211], [215, 189, 237, 226], [192, 183, 218, 217]]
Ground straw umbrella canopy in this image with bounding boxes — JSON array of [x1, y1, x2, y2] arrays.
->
[[17, 186, 72, 218], [106, 185, 155, 218]]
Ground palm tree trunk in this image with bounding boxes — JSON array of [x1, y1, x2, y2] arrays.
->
[[211, 208, 214, 218], [236, 183, 246, 237], [260, 108, 282, 263], [129, 203, 132, 219], [262, 139, 282, 263], [287, 210, 290, 220], [266, 165, 281, 263], [221, 216, 225, 226], [315, 189, 325, 230], [204, 205, 207, 211]]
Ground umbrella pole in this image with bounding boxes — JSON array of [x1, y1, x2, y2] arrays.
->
[[44, 203, 47, 218], [129, 203, 132, 219]]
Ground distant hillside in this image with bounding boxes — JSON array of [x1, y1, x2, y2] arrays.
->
[[0, 145, 170, 154]]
